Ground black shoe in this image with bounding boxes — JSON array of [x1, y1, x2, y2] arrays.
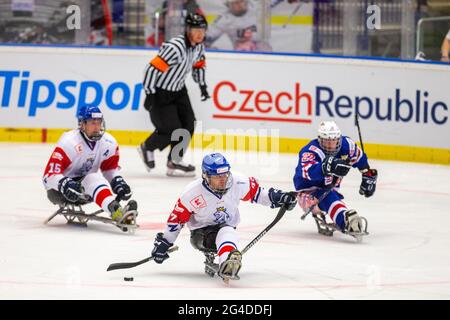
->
[[138, 144, 155, 172], [166, 160, 195, 177]]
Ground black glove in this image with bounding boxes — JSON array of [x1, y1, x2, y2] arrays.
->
[[268, 188, 297, 211], [151, 232, 173, 264], [58, 177, 83, 203], [111, 176, 132, 201], [359, 168, 378, 197], [144, 93, 156, 111], [322, 156, 351, 178], [200, 85, 210, 101]]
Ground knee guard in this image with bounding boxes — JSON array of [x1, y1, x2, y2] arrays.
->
[[47, 189, 66, 205], [190, 225, 221, 252]]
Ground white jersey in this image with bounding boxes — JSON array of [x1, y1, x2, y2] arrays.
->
[[162, 172, 273, 243], [207, 0, 263, 47], [43, 129, 121, 191]]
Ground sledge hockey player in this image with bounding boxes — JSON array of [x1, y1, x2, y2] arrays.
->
[[43, 106, 138, 232], [293, 121, 378, 241], [205, 0, 301, 51], [150, 153, 297, 282]]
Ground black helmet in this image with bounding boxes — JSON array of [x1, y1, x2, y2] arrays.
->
[[185, 13, 208, 29]]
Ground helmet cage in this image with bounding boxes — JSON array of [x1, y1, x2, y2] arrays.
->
[[318, 136, 342, 156], [317, 121, 342, 156], [203, 171, 233, 196]]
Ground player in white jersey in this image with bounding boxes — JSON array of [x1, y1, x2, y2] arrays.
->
[[42, 106, 137, 229], [206, 0, 271, 51], [206, 0, 301, 51], [150, 153, 297, 281]]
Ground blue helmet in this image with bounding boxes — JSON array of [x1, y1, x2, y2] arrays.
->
[[78, 105, 103, 123], [202, 153, 232, 196], [77, 105, 105, 141]]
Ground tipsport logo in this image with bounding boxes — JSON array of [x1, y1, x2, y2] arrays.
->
[[0, 70, 143, 117]]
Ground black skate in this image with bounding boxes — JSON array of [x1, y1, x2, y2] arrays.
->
[[218, 250, 242, 283], [204, 252, 219, 278], [137, 143, 155, 172], [166, 160, 195, 177]]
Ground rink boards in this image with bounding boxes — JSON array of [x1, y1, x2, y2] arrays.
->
[[0, 44, 449, 164]]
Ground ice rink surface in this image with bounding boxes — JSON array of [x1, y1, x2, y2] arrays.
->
[[1, 142, 450, 300]]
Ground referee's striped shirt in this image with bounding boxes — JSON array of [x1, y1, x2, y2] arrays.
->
[[143, 34, 206, 94]]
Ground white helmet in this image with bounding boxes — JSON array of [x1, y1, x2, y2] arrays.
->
[[318, 120, 342, 156]]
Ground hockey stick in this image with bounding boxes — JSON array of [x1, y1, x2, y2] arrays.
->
[[241, 192, 296, 255], [355, 112, 365, 154], [106, 246, 179, 271]]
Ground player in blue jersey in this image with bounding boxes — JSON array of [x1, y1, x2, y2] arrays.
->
[[293, 120, 378, 241]]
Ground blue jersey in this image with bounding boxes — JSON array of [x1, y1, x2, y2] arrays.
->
[[293, 136, 369, 191]]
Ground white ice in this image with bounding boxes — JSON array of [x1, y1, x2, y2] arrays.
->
[[1, 142, 450, 299]]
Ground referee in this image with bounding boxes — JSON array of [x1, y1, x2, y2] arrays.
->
[[139, 13, 210, 177]]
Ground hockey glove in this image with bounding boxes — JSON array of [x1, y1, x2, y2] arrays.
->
[[268, 188, 297, 211], [58, 177, 83, 203], [200, 85, 210, 101], [144, 93, 156, 111], [111, 176, 132, 201], [152, 232, 173, 264], [359, 168, 378, 198], [322, 156, 351, 178]]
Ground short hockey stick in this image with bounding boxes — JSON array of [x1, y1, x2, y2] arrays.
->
[[106, 246, 179, 271], [241, 192, 296, 255]]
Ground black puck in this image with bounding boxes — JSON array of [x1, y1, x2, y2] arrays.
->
[[124, 277, 134, 281]]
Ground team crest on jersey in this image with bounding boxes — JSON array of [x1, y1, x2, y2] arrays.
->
[[75, 144, 83, 154], [75, 156, 95, 176], [302, 152, 315, 162], [213, 207, 230, 224], [190, 195, 206, 209], [51, 151, 63, 161]]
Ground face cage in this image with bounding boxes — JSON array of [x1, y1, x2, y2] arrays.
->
[[80, 119, 105, 142], [203, 172, 233, 196], [318, 136, 342, 156]]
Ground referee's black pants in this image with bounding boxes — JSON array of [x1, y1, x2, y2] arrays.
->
[[143, 86, 196, 161]]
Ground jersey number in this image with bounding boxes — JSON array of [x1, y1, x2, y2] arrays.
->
[[48, 163, 62, 174]]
